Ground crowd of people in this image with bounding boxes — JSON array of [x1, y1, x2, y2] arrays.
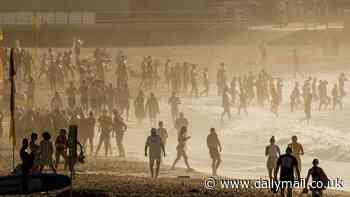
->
[[0, 40, 346, 197]]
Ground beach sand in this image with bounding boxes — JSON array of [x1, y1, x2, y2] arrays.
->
[[54, 157, 350, 197]]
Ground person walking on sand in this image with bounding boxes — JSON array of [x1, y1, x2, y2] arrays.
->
[[303, 158, 329, 197], [174, 112, 189, 134], [274, 147, 301, 197], [200, 67, 210, 97], [95, 110, 113, 156], [145, 128, 166, 178], [168, 91, 181, 124], [237, 89, 248, 115], [288, 135, 304, 172], [221, 87, 232, 122], [145, 93, 160, 127], [265, 136, 280, 180], [304, 90, 313, 123], [157, 121, 168, 147], [134, 90, 146, 124], [84, 111, 96, 155], [318, 80, 330, 111], [171, 126, 193, 171], [207, 128, 222, 176], [113, 109, 127, 157]]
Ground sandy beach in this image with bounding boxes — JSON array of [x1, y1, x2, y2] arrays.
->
[[0, 43, 349, 196], [53, 157, 350, 197]]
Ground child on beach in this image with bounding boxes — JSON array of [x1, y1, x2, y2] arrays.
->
[[39, 132, 57, 173]]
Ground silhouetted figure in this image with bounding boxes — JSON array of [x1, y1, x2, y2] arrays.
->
[[20, 138, 34, 175], [207, 128, 222, 176], [265, 136, 280, 180], [145, 128, 166, 178], [157, 121, 168, 148], [95, 110, 113, 156], [200, 67, 210, 96], [113, 109, 127, 157], [174, 112, 189, 134], [84, 111, 96, 155], [145, 93, 160, 127], [288, 135, 304, 172], [168, 92, 181, 124], [171, 126, 192, 171], [39, 132, 57, 173], [55, 129, 68, 169], [221, 88, 232, 122], [304, 159, 329, 197], [331, 84, 342, 110], [274, 147, 301, 197]]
